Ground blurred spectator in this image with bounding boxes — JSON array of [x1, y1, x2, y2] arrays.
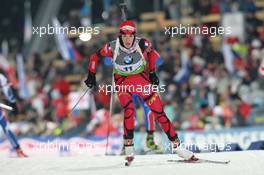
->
[[52, 74, 71, 96]]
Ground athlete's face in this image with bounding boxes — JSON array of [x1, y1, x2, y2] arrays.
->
[[121, 34, 134, 48]]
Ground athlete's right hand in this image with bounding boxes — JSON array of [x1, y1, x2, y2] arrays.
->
[[84, 71, 96, 88]]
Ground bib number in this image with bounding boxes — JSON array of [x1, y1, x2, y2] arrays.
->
[[123, 66, 133, 72]]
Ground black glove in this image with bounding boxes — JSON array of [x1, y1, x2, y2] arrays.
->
[[84, 71, 96, 88], [9, 102, 19, 115], [149, 71, 159, 85]]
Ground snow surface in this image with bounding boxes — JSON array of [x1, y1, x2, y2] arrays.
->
[[0, 150, 263, 175]]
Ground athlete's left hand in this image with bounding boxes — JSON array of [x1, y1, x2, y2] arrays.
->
[[149, 71, 159, 85]]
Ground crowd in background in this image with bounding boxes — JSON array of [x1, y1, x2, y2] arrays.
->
[[0, 0, 264, 139]]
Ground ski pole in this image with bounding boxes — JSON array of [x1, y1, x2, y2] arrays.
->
[[69, 88, 90, 115]]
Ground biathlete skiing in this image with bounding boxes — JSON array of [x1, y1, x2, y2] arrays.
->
[[0, 72, 28, 157], [84, 20, 197, 166]]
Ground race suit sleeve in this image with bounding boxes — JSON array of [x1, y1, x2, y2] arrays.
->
[[139, 38, 160, 72], [88, 43, 113, 73], [0, 74, 16, 103]]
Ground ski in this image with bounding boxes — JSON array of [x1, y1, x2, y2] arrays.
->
[[167, 158, 230, 164]]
